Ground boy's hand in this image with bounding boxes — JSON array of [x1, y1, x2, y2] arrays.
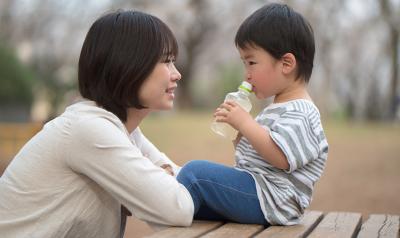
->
[[233, 132, 243, 147], [214, 100, 253, 132], [160, 164, 174, 176]]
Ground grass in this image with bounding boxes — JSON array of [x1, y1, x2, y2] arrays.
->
[[140, 110, 236, 166]]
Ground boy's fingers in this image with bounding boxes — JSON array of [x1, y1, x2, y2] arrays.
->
[[225, 100, 237, 106], [220, 103, 233, 112], [219, 103, 227, 110], [215, 117, 227, 123], [215, 110, 228, 117], [224, 101, 239, 109]]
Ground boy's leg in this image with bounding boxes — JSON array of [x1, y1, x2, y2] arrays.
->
[[177, 160, 267, 225], [195, 204, 226, 221]]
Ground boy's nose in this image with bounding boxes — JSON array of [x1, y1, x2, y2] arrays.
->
[[245, 72, 251, 81]]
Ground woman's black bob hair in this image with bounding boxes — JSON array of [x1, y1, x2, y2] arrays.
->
[[78, 10, 178, 121]]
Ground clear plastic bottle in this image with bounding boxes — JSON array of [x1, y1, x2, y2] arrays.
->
[[211, 81, 252, 140]]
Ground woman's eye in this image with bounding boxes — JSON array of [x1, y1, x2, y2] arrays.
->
[[162, 56, 175, 63], [164, 59, 176, 70], [249, 61, 256, 65]]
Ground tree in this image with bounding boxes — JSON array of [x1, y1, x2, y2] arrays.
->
[[0, 0, 106, 119], [379, 0, 399, 119], [172, 0, 217, 108], [0, 44, 35, 121]]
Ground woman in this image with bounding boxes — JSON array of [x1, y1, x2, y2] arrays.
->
[[0, 10, 193, 238]]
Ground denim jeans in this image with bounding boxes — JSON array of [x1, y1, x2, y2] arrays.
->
[[177, 160, 268, 225]]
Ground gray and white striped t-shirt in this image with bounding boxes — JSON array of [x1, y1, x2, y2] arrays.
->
[[235, 99, 328, 225]]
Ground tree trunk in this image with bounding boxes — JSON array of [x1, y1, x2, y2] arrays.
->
[[388, 28, 399, 119], [379, 0, 399, 120]]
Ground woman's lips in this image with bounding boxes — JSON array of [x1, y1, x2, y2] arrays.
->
[[165, 86, 177, 99]]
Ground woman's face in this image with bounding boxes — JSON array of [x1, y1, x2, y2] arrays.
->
[[138, 59, 181, 110]]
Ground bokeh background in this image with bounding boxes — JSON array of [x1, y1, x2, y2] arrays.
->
[[0, 0, 399, 237]]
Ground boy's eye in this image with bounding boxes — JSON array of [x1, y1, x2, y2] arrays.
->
[[243, 60, 256, 66]]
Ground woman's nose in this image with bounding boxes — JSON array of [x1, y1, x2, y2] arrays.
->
[[170, 63, 181, 81], [173, 71, 182, 81]]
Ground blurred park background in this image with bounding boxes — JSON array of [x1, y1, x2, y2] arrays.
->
[[0, 0, 399, 237]]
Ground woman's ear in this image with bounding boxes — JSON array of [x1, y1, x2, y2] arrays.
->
[[281, 53, 296, 75]]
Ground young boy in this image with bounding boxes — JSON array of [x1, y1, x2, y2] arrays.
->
[[177, 3, 328, 225]]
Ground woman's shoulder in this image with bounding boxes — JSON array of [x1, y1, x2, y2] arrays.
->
[[69, 100, 124, 124], [62, 100, 128, 138]]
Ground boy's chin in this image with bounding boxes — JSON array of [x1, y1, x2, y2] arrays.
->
[[255, 92, 274, 100], [255, 93, 266, 100]]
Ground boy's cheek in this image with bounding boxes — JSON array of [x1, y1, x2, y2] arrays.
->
[[255, 92, 265, 99]]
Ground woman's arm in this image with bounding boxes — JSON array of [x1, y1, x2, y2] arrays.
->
[[66, 118, 194, 226], [131, 128, 181, 175]]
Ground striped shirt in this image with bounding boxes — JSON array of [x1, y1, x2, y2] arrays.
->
[[235, 99, 328, 225]]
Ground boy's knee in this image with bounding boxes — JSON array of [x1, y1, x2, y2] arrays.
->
[[177, 160, 209, 184], [182, 160, 209, 171]]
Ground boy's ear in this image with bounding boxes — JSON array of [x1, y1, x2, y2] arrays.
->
[[281, 53, 296, 75]]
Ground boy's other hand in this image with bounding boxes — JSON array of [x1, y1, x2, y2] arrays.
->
[[214, 100, 253, 132], [233, 133, 243, 147]]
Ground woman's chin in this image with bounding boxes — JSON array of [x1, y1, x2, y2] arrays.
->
[[159, 102, 174, 110], [165, 104, 174, 110]]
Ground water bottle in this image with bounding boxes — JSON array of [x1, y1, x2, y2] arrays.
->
[[211, 81, 252, 140]]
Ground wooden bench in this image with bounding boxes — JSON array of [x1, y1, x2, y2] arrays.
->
[[145, 211, 399, 238]]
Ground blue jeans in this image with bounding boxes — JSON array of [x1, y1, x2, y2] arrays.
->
[[177, 160, 268, 225]]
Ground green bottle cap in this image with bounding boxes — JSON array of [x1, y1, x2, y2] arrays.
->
[[239, 81, 252, 93]]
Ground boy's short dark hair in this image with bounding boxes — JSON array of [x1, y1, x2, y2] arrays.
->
[[235, 3, 315, 82], [78, 10, 178, 121]]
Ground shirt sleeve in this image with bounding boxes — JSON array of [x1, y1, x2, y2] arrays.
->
[[268, 111, 320, 173], [131, 128, 181, 176], [66, 117, 194, 226]]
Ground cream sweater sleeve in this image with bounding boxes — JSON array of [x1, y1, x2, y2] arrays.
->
[[65, 117, 194, 226], [131, 128, 181, 175]]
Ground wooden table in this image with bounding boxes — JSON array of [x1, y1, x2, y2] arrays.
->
[[145, 211, 399, 238]]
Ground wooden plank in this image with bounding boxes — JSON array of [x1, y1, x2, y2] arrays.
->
[[254, 210, 323, 238], [357, 214, 399, 238], [199, 223, 264, 238], [307, 212, 362, 238], [144, 220, 223, 238]]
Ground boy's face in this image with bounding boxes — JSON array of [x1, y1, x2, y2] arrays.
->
[[238, 45, 287, 99]]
